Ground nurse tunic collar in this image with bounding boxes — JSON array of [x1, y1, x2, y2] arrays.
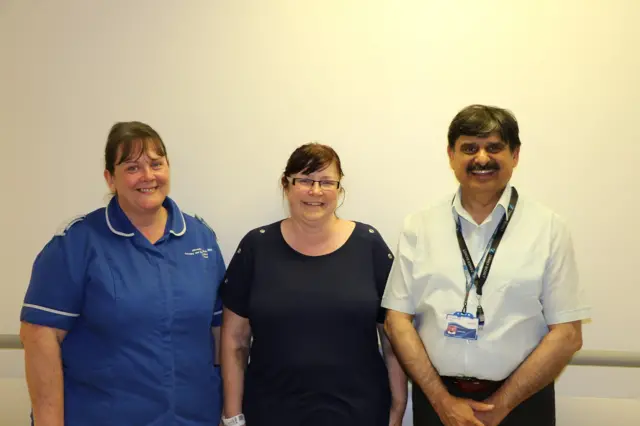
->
[[105, 195, 187, 238]]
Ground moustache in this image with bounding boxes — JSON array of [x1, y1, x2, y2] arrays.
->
[[467, 163, 500, 173]]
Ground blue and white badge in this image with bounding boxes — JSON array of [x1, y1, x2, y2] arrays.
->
[[444, 311, 479, 340]]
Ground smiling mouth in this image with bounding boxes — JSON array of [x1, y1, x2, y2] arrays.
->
[[469, 169, 498, 175], [137, 187, 158, 193], [303, 201, 324, 207]]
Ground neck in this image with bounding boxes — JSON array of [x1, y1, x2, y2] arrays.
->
[[460, 186, 506, 224], [288, 215, 339, 244], [119, 200, 167, 232]]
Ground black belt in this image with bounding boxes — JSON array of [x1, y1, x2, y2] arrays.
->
[[441, 376, 504, 393]]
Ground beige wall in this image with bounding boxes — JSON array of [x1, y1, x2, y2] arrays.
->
[[1, 0, 639, 424]]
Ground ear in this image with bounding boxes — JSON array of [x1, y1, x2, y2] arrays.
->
[[103, 169, 116, 193], [447, 145, 456, 168], [512, 146, 520, 167], [336, 186, 346, 209]]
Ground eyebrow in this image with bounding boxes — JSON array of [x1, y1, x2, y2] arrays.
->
[[296, 174, 338, 180], [461, 140, 505, 146], [312, 176, 339, 180], [122, 156, 163, 164]]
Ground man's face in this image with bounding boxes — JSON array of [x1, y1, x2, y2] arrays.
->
[[448, 132, 519, 195]]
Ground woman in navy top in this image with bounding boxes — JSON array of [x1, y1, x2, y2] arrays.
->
[[20, 122, 225, 426], [220, 143, 407, 426]]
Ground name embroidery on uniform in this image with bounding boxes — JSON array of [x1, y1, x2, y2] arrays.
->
[[185, 248, 213, 258]]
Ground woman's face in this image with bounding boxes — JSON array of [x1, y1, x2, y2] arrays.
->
[[104, 141, 170, 215], [285, 162, 342, 224]]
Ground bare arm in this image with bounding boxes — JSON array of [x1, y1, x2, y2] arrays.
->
[[383, 311, 449, 406], [220, 308, 252, 418], [377, 324, 408, 425], [212, 326, 221, 365], [384, 310, 492, 426], [480, 321, 582, 421], [20, 321, 67, 426]]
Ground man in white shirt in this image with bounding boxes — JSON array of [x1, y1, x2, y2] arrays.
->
[[381, 104, 590, 426]]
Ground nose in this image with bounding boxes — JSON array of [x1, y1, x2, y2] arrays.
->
[[141, 165, 154, 180], [475, 149, 490, 165], [308, 182, 323, 195]]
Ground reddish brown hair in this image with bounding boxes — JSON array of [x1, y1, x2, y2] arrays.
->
[[281, 143, 344, 190]]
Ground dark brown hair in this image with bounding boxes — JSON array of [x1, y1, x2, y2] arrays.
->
[[447, 105, 521, 151], [280, 143, 344, 190], [104, 121, 168, 174]]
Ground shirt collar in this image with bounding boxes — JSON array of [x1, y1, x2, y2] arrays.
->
[[105, 196, 187, 238], [452, 184, 512, 225]]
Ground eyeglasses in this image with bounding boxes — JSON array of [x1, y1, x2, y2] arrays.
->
[[289, 177, 341, 190]]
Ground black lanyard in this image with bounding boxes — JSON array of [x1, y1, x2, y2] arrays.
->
[[454, 187, 519, 324]]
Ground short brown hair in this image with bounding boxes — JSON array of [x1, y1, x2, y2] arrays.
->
[[281, 143, 344, 190], [447, 105, 521, 151], [104, 121, 168, 174]]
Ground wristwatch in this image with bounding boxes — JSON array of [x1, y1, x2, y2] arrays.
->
[[222, 414, 246, 426]]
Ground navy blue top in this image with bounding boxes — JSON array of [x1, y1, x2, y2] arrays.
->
[[21, 196, 225, 426], [221, 220, 394, 426]]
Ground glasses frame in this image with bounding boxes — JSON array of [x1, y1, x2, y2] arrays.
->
[[289, 177, 341, 190]]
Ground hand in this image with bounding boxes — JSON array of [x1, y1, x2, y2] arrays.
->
[[473, 400, 510, 426], [434, 394, 494, 426]]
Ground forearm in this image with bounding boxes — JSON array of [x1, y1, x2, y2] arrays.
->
[[21, 327, 64, 426], [384, 313, 448, 406], [386, 351, 408, 408], [379, 326, 408, 410], [221, 342, 249, 416], [490, 321, 582, 411]]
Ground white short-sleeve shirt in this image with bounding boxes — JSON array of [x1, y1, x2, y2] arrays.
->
[[381, 185, 591, 381]]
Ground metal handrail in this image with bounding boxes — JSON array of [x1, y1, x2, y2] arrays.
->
[[1, 334, 639, 368], [1, 334, 21, 350]]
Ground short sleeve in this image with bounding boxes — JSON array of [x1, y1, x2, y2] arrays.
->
[[211, 238, 226, 327], [20, 233, 87, 331], [220, 232, 254, 318], [212, 293, 224, 327], [195, 214, 227, 327], [371, 227, 395, 324], [381, 214, 419, 315], [541, 215, 591, 325]]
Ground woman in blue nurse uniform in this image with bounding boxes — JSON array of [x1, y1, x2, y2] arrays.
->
[[19, 121, 225, 426]]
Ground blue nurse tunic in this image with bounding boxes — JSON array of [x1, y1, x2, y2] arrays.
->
[[20, 196, 225, 426]]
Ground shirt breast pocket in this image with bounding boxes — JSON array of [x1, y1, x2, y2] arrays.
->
[[486, 277, 543, 320]]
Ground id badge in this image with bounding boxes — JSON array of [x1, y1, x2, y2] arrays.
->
[[444, 312, 479, 340]]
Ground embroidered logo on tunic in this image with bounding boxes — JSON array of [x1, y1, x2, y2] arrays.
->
[[185, 248, 213, 258]]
